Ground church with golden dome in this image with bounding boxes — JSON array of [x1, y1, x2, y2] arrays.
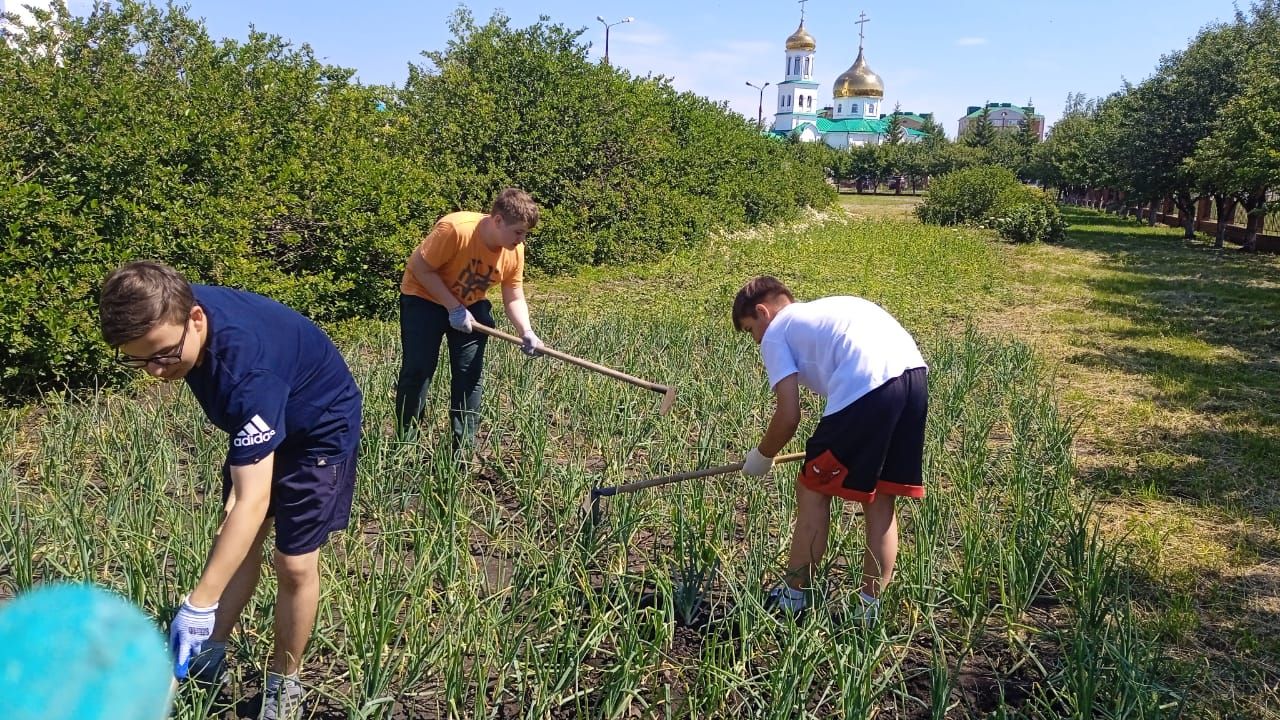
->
[[771, 9, 929, 148]]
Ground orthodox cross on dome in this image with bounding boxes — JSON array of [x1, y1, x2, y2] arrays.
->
[[855, 10, 870, 51], [798, 0, 808, 22]]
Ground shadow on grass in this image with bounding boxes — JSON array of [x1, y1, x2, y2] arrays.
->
[[1046, 209, 1280, 513], [1046, 208, 1280, 714], [1117, 542, 1280, 715]]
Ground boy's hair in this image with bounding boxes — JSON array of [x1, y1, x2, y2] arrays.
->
[[490, 187, 540, 229], [732, 276, 795, 331], [99, 261, 195, 347]]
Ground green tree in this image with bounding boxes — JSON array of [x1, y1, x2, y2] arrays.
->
[[917, 114, 947, 146], [1014, 117, 1040, 180], [1016, 117, 1039, 152], [1188, 1, 1280, 250], [0, 0, 422, 393], [931, 141, 985, 178], [884, 103, 905, 145], [848, 143, 886, 193], [1024, 136, 1057, 188], [963, 104, 996, 148], [897, 142, 930, 194], [399, 8, 833, 269], [986, 132, 1027, 176], [1038, 92, 1141, 204], [1114, 16, 1249, 236], [0, 2, 835, 397]]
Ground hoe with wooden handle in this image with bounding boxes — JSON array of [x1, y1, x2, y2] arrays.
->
[[583, 452, 808, 525], [473, 324, 677, 415]]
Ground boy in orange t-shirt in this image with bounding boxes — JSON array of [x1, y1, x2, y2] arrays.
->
[[395, 188, 542, 448]]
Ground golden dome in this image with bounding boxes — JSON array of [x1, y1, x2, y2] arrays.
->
[[832, 48, 884, 98], [785, 22, 816, 51]]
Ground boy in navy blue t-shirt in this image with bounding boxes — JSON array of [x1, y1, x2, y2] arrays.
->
[[100, 261, 362, 719]]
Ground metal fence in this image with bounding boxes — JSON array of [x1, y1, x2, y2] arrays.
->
[[1204, 194, 1280, 234], [1062, 188, 1279, 251]]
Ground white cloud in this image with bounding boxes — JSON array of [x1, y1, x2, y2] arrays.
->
[[1, 0, 53, 27], [955, 36, 987, 46], [611, 29, 667, 48], [2, 0, 52, 23], [587, 18, 795, 125], [2, 0, 91, 30], [599, 20, 951, 128]]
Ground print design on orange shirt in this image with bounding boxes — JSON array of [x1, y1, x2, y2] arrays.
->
[[455, 258, 499, 300]]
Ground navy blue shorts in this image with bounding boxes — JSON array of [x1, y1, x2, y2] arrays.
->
[[222, 449, 358, 556], [799, 367, 928, 503]]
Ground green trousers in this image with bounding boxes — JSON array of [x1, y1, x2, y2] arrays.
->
[[394, 294, 494, 448]]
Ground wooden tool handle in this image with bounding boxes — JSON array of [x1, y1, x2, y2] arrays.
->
[[595, 451, 807, 497], [473, 324, 673, 395]]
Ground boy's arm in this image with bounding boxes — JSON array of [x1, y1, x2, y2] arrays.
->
[[188, 457, 273, 607], [501, 284, 534, 337], [407, 251, 464, 311], [757, 373, 802, 457]]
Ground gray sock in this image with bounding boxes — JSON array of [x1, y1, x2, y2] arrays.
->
[[265, 672, 301, 694]]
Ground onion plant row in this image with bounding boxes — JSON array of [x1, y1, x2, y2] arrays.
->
[[0, 311, 1177, 718]]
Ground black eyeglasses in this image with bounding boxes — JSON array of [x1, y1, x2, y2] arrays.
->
[[115, 320, 190, 368]]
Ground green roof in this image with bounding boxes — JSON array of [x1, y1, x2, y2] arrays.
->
[[815, 117, 927, 136], [816, 117, 884, 133], [963, 103, 1041, 119], [773, 118, 927, 140]]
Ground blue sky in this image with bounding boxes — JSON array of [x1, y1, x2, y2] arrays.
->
[[4, 0, 1242, 135]]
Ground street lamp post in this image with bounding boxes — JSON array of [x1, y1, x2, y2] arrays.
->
[[745, 81, 770, 130], [596, 15, 634, 65]]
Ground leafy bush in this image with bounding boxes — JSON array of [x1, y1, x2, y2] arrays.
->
[[397, 9, 833, 272], [986, 186, 1068, 243], [0, 2, 833, 398], [0, 2, 433, 395], [915, 165, 1021, 225], [916, 165, 1067, 243]]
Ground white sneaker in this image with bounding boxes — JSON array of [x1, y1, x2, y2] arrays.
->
[[764, 585, 809, 618], [853, 591, 881, 625]]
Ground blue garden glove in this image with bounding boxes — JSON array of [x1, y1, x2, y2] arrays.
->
[[521, 331, 543, 357], [448, 305, 474, 333], [169, 597, 218, 680]]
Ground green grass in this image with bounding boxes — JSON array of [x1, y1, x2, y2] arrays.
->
[[835, 192, 926, 222], [969, 206, 1280, 720], [1027, 210, 1280, 512], [0, 206, 1179, 718], [528, 206, 1004, 334], [812, 197, 1280, 718]]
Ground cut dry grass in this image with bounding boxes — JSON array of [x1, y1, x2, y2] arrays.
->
[[836, 192, 925, 221]]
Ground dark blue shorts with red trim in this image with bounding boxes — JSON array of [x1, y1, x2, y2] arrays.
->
[[799, 367, 928, 503], [221, 448, 358, 556]]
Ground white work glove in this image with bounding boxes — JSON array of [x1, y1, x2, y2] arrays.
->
[[448, 305, 474, 333], [742, 447, 774, 478], [169, 596, 218, 679], [521, 330, 543, 357]]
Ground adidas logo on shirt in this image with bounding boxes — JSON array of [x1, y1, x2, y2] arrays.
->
[[233, 415, 276, 447]]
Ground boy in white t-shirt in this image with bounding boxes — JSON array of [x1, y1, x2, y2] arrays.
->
[[733, 276, 928, 619]]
